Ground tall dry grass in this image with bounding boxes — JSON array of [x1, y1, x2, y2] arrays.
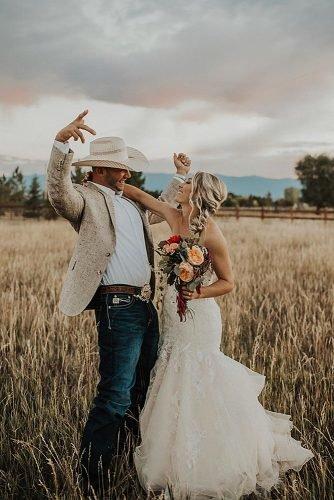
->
[[0, 218, 333, 499]]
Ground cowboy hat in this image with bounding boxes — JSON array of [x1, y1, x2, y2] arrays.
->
[[72, 136, 149, 172]]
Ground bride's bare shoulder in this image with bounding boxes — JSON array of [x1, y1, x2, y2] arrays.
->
[[204, 218, 227, 247]]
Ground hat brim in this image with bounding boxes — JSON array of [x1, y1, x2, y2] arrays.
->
[[72, 146, 149, 172]]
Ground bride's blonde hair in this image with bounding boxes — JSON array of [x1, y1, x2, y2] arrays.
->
[[189, 172, 228, 236]]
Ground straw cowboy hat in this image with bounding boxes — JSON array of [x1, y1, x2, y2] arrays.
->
[[72, 136, 149, 172]]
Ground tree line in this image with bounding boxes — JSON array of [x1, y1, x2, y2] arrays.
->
[[0, 154, 334, 217], [0, 167, 161, 218]]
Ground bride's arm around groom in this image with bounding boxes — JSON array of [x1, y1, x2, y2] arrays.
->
[[147, 152, 191, 224]]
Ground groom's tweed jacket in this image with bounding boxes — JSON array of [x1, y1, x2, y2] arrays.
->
[[47, 145, 180, 316]]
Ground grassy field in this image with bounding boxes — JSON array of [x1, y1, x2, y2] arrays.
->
[[0, 218, 333, 499]]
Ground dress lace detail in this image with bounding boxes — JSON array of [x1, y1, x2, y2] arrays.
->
[[134, 269, 313, 499]]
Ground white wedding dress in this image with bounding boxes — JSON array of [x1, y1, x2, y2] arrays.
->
[[134, 269, 313, 499]]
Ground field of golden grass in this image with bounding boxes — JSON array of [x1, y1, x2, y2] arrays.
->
[[0, 218, 333, 499]]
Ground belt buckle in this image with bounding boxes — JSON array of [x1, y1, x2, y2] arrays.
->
[[134, 283, 151, 302]]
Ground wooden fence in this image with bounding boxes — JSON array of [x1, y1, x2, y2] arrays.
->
[[216, 207, 334, 221], [1, 205, 334, 222]]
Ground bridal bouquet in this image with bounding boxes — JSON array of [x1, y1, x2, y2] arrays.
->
[[156, 235, 212, 321]]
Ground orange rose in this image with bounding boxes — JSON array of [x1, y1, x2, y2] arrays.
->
[[187, 245, 204, 265], [179, 262, 194, 282]]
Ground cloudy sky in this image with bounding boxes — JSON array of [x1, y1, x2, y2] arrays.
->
[[1, 0, 334, 177]]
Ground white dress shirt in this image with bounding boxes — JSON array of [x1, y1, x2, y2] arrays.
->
[[94, 182, 152, 286], [53, 140, 185, 287]]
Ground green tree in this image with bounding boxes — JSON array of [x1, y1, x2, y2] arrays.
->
[[239, 193, 273, 207], [127, 171, 145, 189], [24, 175, 43, 217], [0, 167, 26, 204], [8, 167, 26, 204], [0, 174, 11, 204], [262, 191, 273, 207], [295, 154, 334, 209], [224, 192, 239, 207], [126, 170, 161, 197], [284, 187, 300, 206], [247, 195, 260, 207], [71, 165, 86, 184]]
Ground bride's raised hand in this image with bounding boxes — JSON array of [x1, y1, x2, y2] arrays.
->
[[173, 153, 191, 176]]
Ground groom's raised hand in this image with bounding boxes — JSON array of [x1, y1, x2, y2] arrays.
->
[[174, 153, 191, 176], [55, 110, 96, 144]]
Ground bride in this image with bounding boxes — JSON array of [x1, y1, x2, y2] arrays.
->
[[123, 172, 313, 499]]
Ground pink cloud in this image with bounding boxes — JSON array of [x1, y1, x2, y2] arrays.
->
[[0, 85, 36, 106]]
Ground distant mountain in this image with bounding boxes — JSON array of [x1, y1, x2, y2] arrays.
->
[[24, 173, 301, 200], [143, 174, 301, 199]]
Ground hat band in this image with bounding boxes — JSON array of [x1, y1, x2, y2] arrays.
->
[[90, 148, 124, 156]]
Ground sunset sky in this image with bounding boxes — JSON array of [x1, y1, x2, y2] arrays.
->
[[1, 0, 334, 177]]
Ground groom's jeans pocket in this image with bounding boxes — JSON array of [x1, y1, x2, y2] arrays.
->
[[85, 290, 139, 331], [104, 294, 138, 331]]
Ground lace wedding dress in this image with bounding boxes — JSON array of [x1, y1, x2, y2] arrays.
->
[[134, 268, 313, 499]]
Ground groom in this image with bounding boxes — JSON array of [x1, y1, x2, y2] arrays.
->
[[46, 110, 190, 488]]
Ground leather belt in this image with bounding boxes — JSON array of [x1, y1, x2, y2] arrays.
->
[[98, 284, 141, 295]]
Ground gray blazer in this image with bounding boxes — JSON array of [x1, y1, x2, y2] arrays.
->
[[47, 145, 180, 316]]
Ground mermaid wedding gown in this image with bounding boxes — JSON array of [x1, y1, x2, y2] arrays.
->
[[134, 269, 313, 499]]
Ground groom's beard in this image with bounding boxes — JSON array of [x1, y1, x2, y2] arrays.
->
[[106, 181, 125, 193], [93, 174, 129, 192], [104, 170, 130, 192]]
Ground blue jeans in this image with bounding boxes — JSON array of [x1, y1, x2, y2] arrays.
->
[[79, 291, 159, 482]]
